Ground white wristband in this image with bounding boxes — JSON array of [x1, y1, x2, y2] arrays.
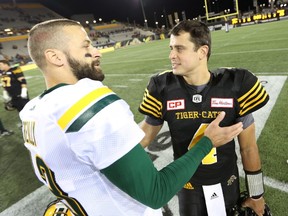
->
[[245, 170, 264, 198], [21, 87, 28, 99]]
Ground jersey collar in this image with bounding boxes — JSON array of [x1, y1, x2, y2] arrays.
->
[[40, 83, 69, 98]]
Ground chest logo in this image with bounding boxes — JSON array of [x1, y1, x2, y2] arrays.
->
[[167, 99, 185, 110], [192, 94, 202, 103], [211, 98, 233, 108]]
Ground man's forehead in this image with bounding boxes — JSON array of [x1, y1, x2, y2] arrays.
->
[[170, 33, 191, 45], [170, 32, 190, 39], [64, 26, 90, 41], [64, 25, 83, 33]]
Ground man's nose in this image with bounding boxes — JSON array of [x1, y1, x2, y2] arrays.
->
[[91, 47, 102, 58]]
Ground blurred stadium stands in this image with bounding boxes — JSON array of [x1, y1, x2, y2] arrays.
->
[[0, 3, 62, 63], [0, 2, 287, 65], [0, 3, 159, 65], [0, 3, 62, 32]]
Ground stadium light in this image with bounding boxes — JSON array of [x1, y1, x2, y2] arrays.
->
[[154, 11, 158, 28], [140, 0, 148, 28], [224, 9, 230, 14]]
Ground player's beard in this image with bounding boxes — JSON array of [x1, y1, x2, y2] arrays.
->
[[66, 54, 105, 81]]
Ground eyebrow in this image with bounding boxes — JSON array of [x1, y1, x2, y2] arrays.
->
[[83, 39, 92, 45], [170, 44, 186, 49]]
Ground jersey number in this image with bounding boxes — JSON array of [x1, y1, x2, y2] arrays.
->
[[1, 76, 11, 87], [187, 123, 217, 165], [36, 156, 88, 216]]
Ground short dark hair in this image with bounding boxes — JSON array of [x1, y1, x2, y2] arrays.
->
[[169, 20, 211, 59]]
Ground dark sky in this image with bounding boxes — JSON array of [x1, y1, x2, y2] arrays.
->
[[43, 0, 255, 25], [2, 0, 263, 26]]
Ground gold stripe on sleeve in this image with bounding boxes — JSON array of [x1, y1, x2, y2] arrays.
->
[[58, 86, 113, 130]]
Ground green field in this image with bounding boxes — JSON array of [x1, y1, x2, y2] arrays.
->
[[1, 19, 288, 215]]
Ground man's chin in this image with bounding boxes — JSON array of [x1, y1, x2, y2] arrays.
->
[[172, 69, 180, 75], [93, 71, 105, 81], [97, 74, 105, 81]]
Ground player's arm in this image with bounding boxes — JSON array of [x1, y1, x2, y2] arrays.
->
[[238, 122, 266, 215], [102, 138, 211, 209], [16, 72, 27, 88], [239, 123, 261, 175], [234, 69, 268, 215], [102, 112, 243, 209], [18, 76, 27, 88], [16, 72, 28, 98], [139, 115, 163, 148]]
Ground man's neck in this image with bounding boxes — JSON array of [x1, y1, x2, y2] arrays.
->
[[183, 69, 210, 86]]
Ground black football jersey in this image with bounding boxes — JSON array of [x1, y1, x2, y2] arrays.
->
[[0, 66, 24, 97], [139, 68, 269, 185]]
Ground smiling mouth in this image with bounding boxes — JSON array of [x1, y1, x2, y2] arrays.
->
[[171, 62, 179, 68]]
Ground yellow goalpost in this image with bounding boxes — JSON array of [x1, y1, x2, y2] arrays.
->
[[203, 0, 239, 20]]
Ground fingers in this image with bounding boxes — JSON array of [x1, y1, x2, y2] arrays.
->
[[212, 111, 226, 125], [218, 122, 243, 145], [204, 112, 243, 147], [242, 197, 265, 216], [225, 122, 243, 138], [215, 111, 243, 139]]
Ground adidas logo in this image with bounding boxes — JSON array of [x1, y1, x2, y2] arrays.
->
[[210, 192, 218, 200], [183, 182, 194, 190]]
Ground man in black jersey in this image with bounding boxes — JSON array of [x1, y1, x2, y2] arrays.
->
[[139, 20, 269, 216], [0, 60, 29, 112]]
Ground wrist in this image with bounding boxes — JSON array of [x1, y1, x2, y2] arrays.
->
[[201, 136, 213, 149], [245, 169, 264, 198], [251, 196, 263, 200]]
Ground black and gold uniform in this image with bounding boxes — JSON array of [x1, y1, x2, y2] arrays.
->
[[1, 66, 29, 112], [139, 67, 269, 214]]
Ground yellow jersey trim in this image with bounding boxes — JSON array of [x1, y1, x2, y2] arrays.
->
[[58, 86, 113, 130]]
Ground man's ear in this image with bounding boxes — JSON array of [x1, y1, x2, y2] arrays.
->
[[198, 45, 209, 60], [44, 49, 64, 66]]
